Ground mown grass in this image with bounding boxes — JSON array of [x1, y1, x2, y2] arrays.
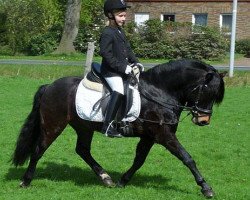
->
[[0, 64, 249, 200], [0, 63, 250, 87], [0, 53, 89, 61], [0, 53, 245, 65], [0, 64, 84, 80]]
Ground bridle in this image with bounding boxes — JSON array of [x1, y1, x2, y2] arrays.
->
[[188, 83, 213, 118], [138, 82, 213, 125]]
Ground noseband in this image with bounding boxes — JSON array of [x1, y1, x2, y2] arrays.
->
[[189, 84, 213, 117]]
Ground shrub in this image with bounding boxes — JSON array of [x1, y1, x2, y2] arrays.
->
[[141, 19, 166, 43], [0, 45, 13, 55], [2, 0, 63, 55], [124, 21, 144, 57], [236, 38, 250, 57], [125, 20, 228, 60], [28, 34, 58, 56], [74, 0, 105, 55], [0, 11, 7, 44], [186, 26, 228, 60], [74, 23, 104, 55]]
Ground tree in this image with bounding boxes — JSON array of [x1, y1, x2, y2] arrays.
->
[[74, 0, 105, 53], [0, 0, 61, 55], [53, 0, 81, 54]]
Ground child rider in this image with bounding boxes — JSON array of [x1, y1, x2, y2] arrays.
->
[[99, 0, 143, 138]]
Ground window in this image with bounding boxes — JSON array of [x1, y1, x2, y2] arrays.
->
[[220, 14, 232, 33], [134, 13, 149, 26], [161, 14, 176, 33], [161, 14, 175, 22], [192, 14, 208, 26]]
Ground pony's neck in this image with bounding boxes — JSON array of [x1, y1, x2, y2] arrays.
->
[[139, 66, 203, 105]]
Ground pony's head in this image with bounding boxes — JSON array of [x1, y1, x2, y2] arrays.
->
[[178, 60, 226, 126], [141, 59, 225, 126]]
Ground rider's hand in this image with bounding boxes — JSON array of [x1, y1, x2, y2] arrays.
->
[[125, 65, 132, 74], [135, 63, 144, 72]]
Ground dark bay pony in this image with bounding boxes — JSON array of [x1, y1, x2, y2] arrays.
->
[[12, 59, 225, 198]]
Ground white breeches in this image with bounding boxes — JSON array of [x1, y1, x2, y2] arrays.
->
[[104, 76, 124, 95]]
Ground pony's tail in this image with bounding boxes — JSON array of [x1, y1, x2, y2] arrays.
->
[[12, 84, 48, 167]]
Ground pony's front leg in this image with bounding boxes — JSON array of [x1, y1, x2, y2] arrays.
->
[[75, 130, 115, 187], [118, 137, 154, 187], [159, 130, 214, 198]]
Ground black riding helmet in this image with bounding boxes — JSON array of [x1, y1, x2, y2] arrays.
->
[[104, 0, 131, 19]]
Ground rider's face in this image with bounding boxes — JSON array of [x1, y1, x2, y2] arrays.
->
[[114, 11, 127, 27]]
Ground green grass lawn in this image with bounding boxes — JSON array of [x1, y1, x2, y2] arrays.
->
[[0, 53, 246, 65], [0, 65, 249, 200]]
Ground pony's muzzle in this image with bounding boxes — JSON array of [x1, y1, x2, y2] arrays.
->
[[192, 114, 210, 126]]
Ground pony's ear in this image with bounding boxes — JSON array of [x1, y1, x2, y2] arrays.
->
[[204, 72, 214, 84], [219, 71, 227, 78]]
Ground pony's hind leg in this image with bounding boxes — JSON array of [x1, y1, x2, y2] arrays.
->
[[20, 141, 45, 187], [74, 128, 115, 187], [20, 125, 66, 187]]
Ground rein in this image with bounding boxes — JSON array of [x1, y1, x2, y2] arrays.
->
[[136, 112, 192, 125], [136, 88, 193, 125], [139, 88, 193, 112], [137, 82, 213, 125]]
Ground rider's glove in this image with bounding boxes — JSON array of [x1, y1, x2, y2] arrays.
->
[[125, 65, 132, 74], [135, 63, 144, 72]]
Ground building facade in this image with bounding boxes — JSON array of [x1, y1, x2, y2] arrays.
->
[[126, 0, 250, 39]]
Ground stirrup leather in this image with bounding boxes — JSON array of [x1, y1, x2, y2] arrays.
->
[[103, 121, 122, 138]]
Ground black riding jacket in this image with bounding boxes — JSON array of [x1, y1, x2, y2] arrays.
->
[[99, 26, 138, 77]]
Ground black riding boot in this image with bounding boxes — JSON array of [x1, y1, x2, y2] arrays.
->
[[102, 91, 123, 138]]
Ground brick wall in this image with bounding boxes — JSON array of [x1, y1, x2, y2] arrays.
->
[[126, 1, 250, 39]]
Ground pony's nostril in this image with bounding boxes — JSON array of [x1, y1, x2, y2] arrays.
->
[[199, 121, 209, 126]]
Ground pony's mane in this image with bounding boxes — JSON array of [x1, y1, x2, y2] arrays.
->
[[141, 59, 224, 104], [150, 59, 216, 74], [141, 59, 214, 87]]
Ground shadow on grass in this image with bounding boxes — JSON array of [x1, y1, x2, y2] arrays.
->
[[5, 161, 190, 194]]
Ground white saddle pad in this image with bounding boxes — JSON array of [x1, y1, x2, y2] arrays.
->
[[75, 79, 141, 122]]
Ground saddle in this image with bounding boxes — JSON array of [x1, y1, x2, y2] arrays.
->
[[76, 62, 141, 125], [84, 62, 136, 121]]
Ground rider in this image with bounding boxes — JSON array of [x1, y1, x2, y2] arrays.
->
[[100, 0, 143, 138]]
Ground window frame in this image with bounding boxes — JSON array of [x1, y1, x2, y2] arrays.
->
[[134, 12, 150, 27], [192, 13, 208, 26], [160, 14, 176, 22], [220, 13, 232, 35]]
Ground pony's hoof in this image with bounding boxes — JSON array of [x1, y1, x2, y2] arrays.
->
[[116, 180, 125, 188], [201, 188, 214, 198], [19, 181, 30, 188], [100, 173, 115, 187], [103, 178, 116, 188]]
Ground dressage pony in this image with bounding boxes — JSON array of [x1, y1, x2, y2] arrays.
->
[[12, 59, 225, 198]]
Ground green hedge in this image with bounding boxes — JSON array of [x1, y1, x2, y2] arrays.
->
[[27, 24, 62, 56], [0, 11, 231, 60], [124, 19, 229, 60], [236, 38, 250, 57], [0, 0, 63, 55]]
